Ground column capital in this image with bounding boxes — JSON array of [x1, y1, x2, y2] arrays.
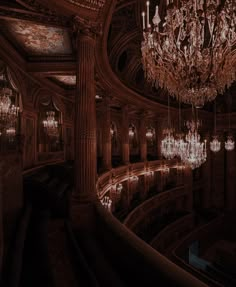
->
[[72, 15, 102, 44]]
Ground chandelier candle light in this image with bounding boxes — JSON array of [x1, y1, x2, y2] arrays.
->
[[141, 0, 236, 106]]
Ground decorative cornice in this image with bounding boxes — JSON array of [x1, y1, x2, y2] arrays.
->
[[71, 15, 102, 50]]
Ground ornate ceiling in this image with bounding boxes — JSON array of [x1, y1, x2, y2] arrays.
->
[[0, 0, 235, 112], [1, 19, 72, 56]]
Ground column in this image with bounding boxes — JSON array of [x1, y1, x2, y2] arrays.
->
[[122, 105, 129, 164], [225, 146, 236, 211], [71, 17, 98, 227], [183, 167, 193, 212], [140, 113, 147, 162], [102, 96, 112, 170]]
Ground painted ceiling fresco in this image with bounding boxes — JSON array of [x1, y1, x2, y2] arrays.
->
[[49, 75, 76, 86], [3, 19, 72, 55]]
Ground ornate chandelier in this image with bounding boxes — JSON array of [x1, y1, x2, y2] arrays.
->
[[43, 111, 58, 137], [0, 86, 19, 130], [180, 119, 207, 169], [141, 0, 236, 106], [210, 136, 221, 152]]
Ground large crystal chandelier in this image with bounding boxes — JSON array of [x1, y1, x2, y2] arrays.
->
[[210, 101, 221, 152], [141, 0, 236, 106], [43, 111, 58, 137], [180, 118, 207, 169]]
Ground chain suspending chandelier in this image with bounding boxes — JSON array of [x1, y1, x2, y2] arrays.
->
[[43, 111, 58, 137], [161, 94, 176, 159], [141, 0, 236, 106]]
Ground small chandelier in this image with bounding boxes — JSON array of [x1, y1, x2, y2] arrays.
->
[[129, 124, 135, 138], [146, 126, 154, 140], [210, 136, 221, 153], [43, 111, 58, 137], [225, 135, 235, 151], [161, 128, 176, 159], [210, 101, 221, 153], [141, 1, 236, 106], [225, 95, 235, 151], [180, 118, 207, 169]]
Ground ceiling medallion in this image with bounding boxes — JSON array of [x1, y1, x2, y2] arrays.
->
[[141, 0, 236, 106]]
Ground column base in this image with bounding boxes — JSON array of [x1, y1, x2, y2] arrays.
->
[[70, 194, 98, 231]]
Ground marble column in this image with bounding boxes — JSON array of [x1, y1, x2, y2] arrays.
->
[[140, 113, 147, 162], [71, 17, 98, 227], [102, 96, 112, 170], [122, 105, 129, 164]]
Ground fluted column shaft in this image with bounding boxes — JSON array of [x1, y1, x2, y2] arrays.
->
[[70, 18, 99, 224], [102, 97, 112, 170], [122, 106, 129, 164]]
